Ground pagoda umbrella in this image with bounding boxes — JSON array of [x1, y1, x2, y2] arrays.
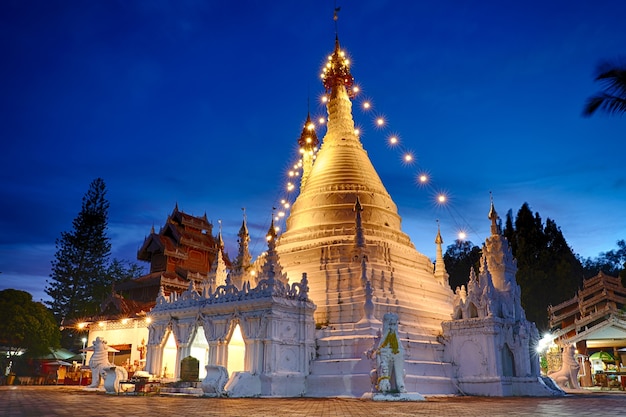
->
[[589, 351, 615, 362]]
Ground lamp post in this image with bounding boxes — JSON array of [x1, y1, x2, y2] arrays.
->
[[81, 338, 87, 366], [79, 337, 87, 386]]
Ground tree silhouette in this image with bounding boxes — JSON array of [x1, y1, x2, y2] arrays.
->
[[583, 59, 626, 117], [46, 178, 111, 324]]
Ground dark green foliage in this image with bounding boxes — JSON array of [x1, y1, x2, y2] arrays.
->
[[506, 203, 583, 331], [46, 178, 111, 323], [581, 240, 626, 285], [444, 239, 482, 291], [583, 59, 626, 117], [45, 179, 146, 348], [0, 289, 60, 360]]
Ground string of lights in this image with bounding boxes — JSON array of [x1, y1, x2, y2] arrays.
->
[[263, 43, 485, 254]]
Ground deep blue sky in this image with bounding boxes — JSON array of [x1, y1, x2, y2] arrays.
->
[[1, 1, 625, 302]]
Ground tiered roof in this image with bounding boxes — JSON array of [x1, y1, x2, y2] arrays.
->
[[549, 272, 626, 345]]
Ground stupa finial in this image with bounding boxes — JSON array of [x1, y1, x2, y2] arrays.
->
[[488, 191, 501, 236], [321, 19, 355, 98]]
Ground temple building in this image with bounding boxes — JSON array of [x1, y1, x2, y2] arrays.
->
[[549, 272, 626, 362], [80, 205, 228, 377], [85, 30, 560, 397]]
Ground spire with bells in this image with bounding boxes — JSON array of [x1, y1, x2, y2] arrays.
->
[[231, 208, 252, 287], [488, 191, 501, 236], [298, 112, 319, 188], [322, 34, 355, 97], [434, 220, 449, 287], [208, 220, 228, 288], [261, 214, 287, 284]]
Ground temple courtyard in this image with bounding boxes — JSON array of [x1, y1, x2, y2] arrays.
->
[[1, 386, 625, 416]]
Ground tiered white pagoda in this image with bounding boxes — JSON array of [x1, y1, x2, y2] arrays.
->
[[276, 36, 456, 396], [135, 30, 563, 398]]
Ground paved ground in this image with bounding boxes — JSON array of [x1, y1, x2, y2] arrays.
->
[[1, 386, 626, 417]]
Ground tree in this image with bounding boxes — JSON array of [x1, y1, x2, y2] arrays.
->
[[0, 289, 60, 363], [506, 203, 583, 331], [583, 59, 626, 117], [46, 178, 111, 323], [443, 239, 482, 291], [581, 240, 626, 284]]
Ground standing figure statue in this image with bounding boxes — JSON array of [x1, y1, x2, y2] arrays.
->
[[370, 312, 406, 393]]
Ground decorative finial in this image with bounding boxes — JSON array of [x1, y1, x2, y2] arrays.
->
[[333, 3, 341, 35], [298, 113, 319, 151], [488, 192, 500, 235], [321, 18, 355, 98], [435, 219, 443, 245]]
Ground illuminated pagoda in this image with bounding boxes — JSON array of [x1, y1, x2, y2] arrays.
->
[[88, 19, 562, 398], [276, 34, 458, 396]]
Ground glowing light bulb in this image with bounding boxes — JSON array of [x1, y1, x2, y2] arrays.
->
[[281, 199, 286, 204], [318, 117, 325, 124], [389, 136, 398, 145], [353, 86, 360, 93], [340, 51, 345, 57], [363, 101, 371, 110], [419, 174, 428, 183], [289, 171, 295, 177], [458, 231, 467, 240], [299, 148, 305, 154], [274, 226, 280, 233], [404, 153, 413, 162], [437, 194, 447, 203], [278, 211, 285, 218], [306, 137, 312, 143], [354, 128, 360, 135], [345, 59, 350, 65], [376, 117, 384, 126], [321, 96, 328, 103], [307, 123, 314, 130], [283, 202, 290, 209]]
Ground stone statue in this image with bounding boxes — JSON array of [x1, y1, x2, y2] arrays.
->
[[370, 313, 406, 393], [87, 337, 128, 393], [548, 345, 580, 389], [201, 364, 229, 397]]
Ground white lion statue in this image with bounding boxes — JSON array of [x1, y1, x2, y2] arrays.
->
[[548, 344, 580, 389], [368, 313, 406, 394], [87, 337, 128, 393], [202, 365, 229, 397]]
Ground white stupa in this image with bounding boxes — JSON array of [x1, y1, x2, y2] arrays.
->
[[276, 35, 457, 396], [139, 28, 562, 399]]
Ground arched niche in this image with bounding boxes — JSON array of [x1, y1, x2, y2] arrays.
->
[[226, 322, 246, 375], [161, 330, 177, 379], [189, 325, 210, 379]]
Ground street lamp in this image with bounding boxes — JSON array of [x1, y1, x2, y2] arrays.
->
[[79, 337, 87, 386], [81, 338, 87, 366]]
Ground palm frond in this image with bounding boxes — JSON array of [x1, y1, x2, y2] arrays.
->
[[584, 59, 626, 117]]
